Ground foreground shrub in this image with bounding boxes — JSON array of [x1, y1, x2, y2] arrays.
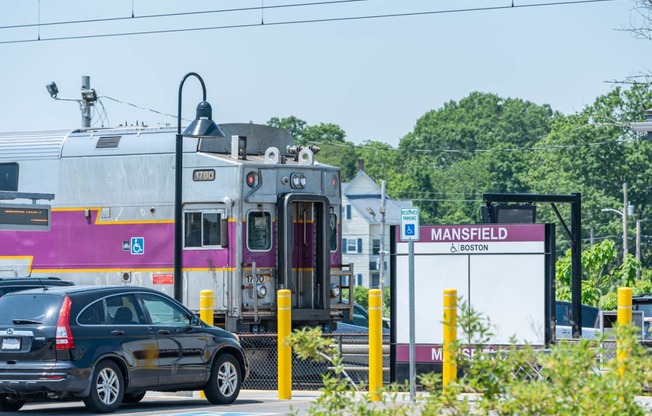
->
[[290, 302, 652, 415]]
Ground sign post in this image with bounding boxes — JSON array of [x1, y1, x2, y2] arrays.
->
[[400, 208, 419, 401]]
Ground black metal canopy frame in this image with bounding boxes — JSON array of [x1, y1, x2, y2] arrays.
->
[[483, 193, 582, 338]]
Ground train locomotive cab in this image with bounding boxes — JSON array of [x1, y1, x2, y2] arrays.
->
[[205, 124, 350, 333]]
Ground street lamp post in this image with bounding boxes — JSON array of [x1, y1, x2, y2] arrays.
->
[[174, 72, 225, 303], [601, 198, 635, 264]]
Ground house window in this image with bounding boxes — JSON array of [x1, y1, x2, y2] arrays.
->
[[369, 261, 378, 271], [356, 274, 363, 286], [343, 238, 362, 254], [0, 163, 18, 191], [370, 273, 380, 288], [185, 211, 222, 248], [372, 239, 380, 255], [344, 204, 352, 220], [341, 275, 349, 287]]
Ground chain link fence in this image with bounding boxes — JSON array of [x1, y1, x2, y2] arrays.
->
[[240, 332, 390, 391]]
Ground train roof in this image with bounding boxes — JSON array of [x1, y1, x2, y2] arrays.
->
[[0, 123, 294, 160], [0, 124, 337, 169]]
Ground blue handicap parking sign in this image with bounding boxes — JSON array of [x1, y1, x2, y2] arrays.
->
[[405, 224, 415, 236], [130, 237, 144, 255]]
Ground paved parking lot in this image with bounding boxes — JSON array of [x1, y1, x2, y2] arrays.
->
[[8, 390, 323, 415]]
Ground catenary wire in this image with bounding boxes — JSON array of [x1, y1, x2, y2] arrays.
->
[[0, 0, 378, 30], [0, 0, 623, 45]]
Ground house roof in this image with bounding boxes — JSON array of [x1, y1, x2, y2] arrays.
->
[[342, 170, 412, 225]]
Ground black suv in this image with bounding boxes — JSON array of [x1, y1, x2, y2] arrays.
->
[[0, 276, 74, 297], [0, 285, 248, 413]]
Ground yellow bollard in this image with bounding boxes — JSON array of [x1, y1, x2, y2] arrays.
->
[[278, 289, 292, 399], [369, 289, 383, 401], [200, 290, 214, 326], [442, 289, 457, 390], [199, 290, 214, 398], [617, 287, 632, 378]]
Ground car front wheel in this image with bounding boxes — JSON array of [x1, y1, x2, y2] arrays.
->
[[83, 360, 124, 413], [204, 353, 241, 404]]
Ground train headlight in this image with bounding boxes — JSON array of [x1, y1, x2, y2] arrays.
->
[[290, 173, 306, 189], [256, 284, 267, 298], [330, 283, 340, 298]]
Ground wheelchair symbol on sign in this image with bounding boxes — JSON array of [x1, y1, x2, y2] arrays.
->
[[405, 224, 415, 236], [131, 237, 144, 255]]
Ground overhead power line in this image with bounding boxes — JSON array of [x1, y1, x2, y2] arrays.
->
[[0, 0, 376, 31], [0, 0, 623, 45]]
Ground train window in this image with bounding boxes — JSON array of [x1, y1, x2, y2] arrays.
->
[[329, 212, 338, 251], [184, 211, 222, 248], [248, 211, 271, 251], [202, 213, 221, 246], [0, 163, 18, 191]]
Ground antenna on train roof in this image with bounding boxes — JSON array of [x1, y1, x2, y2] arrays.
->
[[46, 75, 97, 128]]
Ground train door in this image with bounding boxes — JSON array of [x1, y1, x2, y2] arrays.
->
[[278, 194, 330, 325]]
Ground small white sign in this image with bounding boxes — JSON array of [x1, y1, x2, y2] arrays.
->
[[400, 208, 420, 241]]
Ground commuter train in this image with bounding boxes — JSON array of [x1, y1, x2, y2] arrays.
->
[[0, 123, 353, 332]]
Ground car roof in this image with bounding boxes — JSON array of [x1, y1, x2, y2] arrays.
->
[[0, 276, 71, 283], [1, 285, 164, 297]]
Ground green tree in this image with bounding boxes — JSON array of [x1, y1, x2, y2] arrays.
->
[[395, 92, 555, 223], [556, 239, 641, 306], [267, 116, 361, 181], [267, 116, 307, 142], [526, 84, 652, 265]]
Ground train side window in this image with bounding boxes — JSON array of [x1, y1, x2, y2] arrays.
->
[[185, 211, 222, 248], [248, 211, 271, 251], [0, 163, 18, 191], [202, 213, 221, 246]]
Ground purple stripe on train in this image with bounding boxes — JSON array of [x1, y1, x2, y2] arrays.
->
[[0, 211, 341, 271]]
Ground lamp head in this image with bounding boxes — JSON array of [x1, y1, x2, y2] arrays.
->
[[182, 101, 226, 138], [81, 88, 97, 103], [46, 82, 59, 98]]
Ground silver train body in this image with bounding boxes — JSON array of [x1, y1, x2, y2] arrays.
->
[[0, 123, 352, 332]]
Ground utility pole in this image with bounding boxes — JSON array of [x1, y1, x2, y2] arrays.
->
[[81, 76, 93, 128], [623, 182, 629, 261], [637, 218, 641, 280]]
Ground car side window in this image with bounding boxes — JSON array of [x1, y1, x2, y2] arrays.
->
[[78, 300, 106, 325], [140, 293, 191, 326], [105, 294, 145, 325]]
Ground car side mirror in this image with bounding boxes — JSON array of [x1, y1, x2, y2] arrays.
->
[[190, 315, 201, 327]]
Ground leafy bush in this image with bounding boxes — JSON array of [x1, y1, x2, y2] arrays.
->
[[290, 300, 652, 415]]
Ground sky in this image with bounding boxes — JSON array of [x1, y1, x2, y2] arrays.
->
[[0, 0, 650, 147]]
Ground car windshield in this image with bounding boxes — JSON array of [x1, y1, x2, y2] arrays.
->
[[0, 294, 62, 326]]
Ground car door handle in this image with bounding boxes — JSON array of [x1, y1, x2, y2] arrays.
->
[[157, 329, 171, 335], [111, 330, 125, 335]]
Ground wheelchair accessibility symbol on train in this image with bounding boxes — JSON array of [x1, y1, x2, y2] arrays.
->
[[130, 237, 144, 255]]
